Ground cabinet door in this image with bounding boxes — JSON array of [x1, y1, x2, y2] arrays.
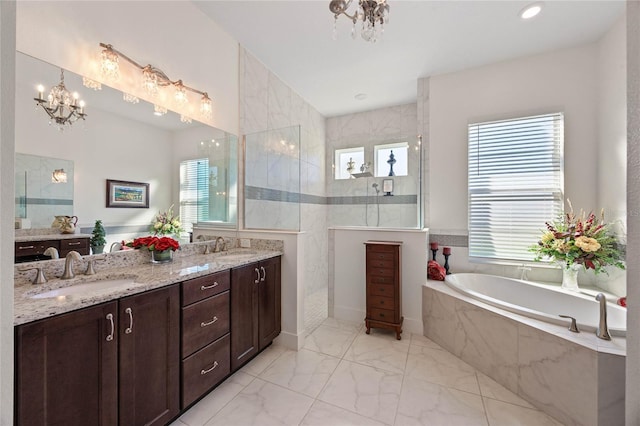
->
[[258, 257, 281, 350], [15, 301, 118, 426], [230, 262, 259, 371], [119, 285, 180, 426]]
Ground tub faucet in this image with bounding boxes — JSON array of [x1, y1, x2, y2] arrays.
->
[[517, 264, 531, 280], [62, 251, 83, 280], [595, 293, 612, 340]]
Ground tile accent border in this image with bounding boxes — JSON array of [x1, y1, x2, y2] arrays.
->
[[246, 186, 417, 206]]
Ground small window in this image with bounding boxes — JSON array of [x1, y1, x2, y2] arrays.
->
[[335, 147, 364, 179], [374, 142, 408, 177]]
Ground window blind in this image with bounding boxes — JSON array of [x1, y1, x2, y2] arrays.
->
[[468, 113, 564, 262], [179, 158, 209, 232]]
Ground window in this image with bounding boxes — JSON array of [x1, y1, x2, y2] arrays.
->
[[468, 113, 564, 262], [335, 147, 364, 179], [179, 158, 209, 232], [375, 142, 408, 177]]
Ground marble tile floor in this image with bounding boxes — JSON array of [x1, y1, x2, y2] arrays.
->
[[172, 318, 563, 426]]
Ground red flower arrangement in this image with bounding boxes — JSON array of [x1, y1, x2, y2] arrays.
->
[[124, 236, 180, 252]]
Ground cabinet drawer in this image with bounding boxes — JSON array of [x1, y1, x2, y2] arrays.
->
[[367, 259, 395, 269], [368, 275, 394, 285], [15, 240, 56, 257], [182, 271, 230, 306], [182, 334, 230, 408], [369, 307, 396, 323], [368, 295, 395, 310], [366, 251, 395, 261], [368, 283, 394, 298], [367, 267, 395, 278], [60, 238, 90, 256], [60, 238, 88, 250], [182, 291, 230, 358], [366, 244, 397, 253]]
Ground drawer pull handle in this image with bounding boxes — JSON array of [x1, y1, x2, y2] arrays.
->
[[254, 268, 260, 284], [379, 313, 385, 317], [378, 254, 384, 258], [125, 308, 133, 334], [201, 361, 219, 375], [201, 316, 218, 327], [68, 242, 81, 246], [201, 282, 219, 290], [260, 266, 266, 282], [106, 313, 114, 341], [18, 245, 35, 250], [380, 301, 385, 305]]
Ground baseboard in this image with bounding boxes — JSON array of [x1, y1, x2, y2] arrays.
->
[[274, 330, 304, 350]]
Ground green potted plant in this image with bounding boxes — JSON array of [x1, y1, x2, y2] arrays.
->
[[90, 219, 107, 254]]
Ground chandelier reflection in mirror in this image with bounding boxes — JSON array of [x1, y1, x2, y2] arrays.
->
[[99, 43, 213, 120], [330, 0, 389, 43], [34, 69, 87, 131]]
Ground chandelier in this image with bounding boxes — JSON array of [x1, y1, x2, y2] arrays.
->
[[34, 69, 87, 130], [330, 0, 389, 43], [99, 43, 213, 120]]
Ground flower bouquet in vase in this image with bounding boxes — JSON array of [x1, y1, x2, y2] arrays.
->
[[151, 205, 184, 238], [530, 201, 625, 291], [125, 235, 180, 264]]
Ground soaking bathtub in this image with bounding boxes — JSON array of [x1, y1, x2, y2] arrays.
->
[[444, 273, 627, 336]]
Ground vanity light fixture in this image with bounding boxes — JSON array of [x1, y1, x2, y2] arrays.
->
[[34, 69, 87, 130], [99, 42, 213, 119], [153, 104, 168, 116], [82, 77, 102, 91], [330, 0, 389, 43], [520, 3, 542, 19], [123, 92, 140, 104], [52, 169, 68, 183]]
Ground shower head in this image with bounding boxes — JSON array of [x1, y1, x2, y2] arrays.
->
[[372, 183, 379, 188]]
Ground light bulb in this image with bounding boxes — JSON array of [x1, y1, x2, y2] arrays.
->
[[174, 82, 188, 105], [100, 46, 120, 80], [200, 94, 212, 119], [142, 67, 158, 96]]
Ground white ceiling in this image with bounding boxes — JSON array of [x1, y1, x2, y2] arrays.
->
[[194, 0, 625, 117]]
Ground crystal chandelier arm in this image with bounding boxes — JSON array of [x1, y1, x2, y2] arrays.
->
[[330, 0, 357, 21]]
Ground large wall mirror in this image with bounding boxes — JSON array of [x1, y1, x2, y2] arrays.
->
[[15, 52, 238, 256]]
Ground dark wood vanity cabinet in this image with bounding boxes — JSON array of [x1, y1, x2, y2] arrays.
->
[[365, 241, 403, 340], [119, 285, 180, 426], [15, 285, 180, 426], [230, 256, 281, 371], [14, 236, 90, 263], [15, 301, 119, 426], [181, 271, 231, 408]]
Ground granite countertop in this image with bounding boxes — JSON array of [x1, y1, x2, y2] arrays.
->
[[15, 233, 93, 242], [14, 249, 282, 326]]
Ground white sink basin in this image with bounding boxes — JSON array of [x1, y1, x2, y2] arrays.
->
[[216, 251, 258, 262], [30, 278, 136, 299]]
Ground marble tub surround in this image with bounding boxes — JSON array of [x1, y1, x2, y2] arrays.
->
[[423, 279, 625, 425], [14, 245, 283, 326]]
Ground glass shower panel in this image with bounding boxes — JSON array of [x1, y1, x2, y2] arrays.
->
[[244, 126, 301, 231]]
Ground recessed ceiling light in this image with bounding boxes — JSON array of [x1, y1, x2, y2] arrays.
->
[[520, 3, 542, 20], [354, 93, 368, 101]]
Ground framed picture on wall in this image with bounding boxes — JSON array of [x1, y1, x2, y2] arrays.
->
[[106, 179, 149, 208]]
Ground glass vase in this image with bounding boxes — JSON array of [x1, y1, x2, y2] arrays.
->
[[151, 249, 173, 264], [561, 263, 580, 291]]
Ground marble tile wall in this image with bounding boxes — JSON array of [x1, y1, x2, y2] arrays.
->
[[422, 282, 625, 425], [240, 48, 328, 304], [325, 103, 421, 228]]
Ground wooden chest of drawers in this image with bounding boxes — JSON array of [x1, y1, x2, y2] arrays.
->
[[364, 241, 403, 340]]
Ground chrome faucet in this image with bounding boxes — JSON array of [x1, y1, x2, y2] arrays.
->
[[109, 242, 122, 252], [214, 237, 226, 253], [62, 251, 83, 280], [43, 246, 59, 259], [595, 293, 612, 340]]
